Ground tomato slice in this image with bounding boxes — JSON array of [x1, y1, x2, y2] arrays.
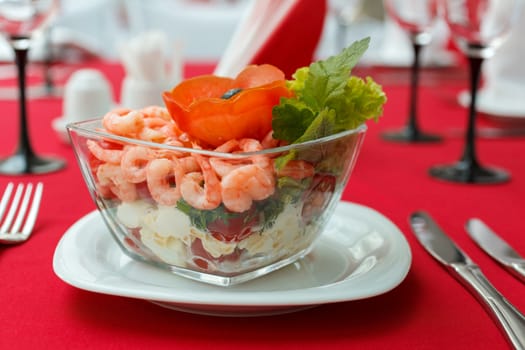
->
[[166, 75, 235, 106], [163, 64, 292, 147], [234, 64, 286, 89], [207, 207, 260, 243]]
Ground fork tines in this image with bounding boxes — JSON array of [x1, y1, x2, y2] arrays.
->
[[0, 182, 44, 243]]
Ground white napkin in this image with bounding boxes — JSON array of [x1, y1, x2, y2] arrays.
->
[[214, 0, 298, 77], [477, 8, 525, 115], [119, 31, 183, 109]]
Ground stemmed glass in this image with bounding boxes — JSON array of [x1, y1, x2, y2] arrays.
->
[[382, 0, 442, 142], [0, 0, 65, 175], [429, 0, 521, 183], [331, 0, 365, 52]]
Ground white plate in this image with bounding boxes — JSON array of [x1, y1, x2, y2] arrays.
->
[[458, 90, 525, 121], [53, 201, 412, 317]]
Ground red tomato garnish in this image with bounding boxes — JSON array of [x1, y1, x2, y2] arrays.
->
[[162, 64, 292, 147], [234, 64, 288, 88], [208, 208, 259, 243]]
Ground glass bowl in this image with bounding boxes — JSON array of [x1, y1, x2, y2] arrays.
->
[[67, 115, 366, 286]]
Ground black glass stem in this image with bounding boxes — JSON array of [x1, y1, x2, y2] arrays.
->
[[382, 40, 441, 143], [0, 36, 65, 175], [43, 27, 55, 96], [429, 55, 509, 183]]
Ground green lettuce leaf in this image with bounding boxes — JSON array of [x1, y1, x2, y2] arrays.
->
[[272, 37, 386, 144]]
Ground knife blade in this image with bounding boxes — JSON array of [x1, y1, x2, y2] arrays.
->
[[410, 211, 525, 350], [466, 218, 525, 284]]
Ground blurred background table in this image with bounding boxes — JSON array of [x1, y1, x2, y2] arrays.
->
[[0, 57, 524, 349]]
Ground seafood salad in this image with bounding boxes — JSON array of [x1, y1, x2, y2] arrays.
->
[[72, 38, 386, 279]]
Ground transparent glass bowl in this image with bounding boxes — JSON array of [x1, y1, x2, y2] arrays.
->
[[67, 118, 366, 286]]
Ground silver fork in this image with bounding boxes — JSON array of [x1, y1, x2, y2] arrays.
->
[[0, 182, 44, 244]]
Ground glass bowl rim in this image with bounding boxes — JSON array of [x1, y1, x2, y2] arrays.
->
[[66, 118, 367, 159]]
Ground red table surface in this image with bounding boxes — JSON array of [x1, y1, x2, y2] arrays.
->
[[0, 60, 524, 350]]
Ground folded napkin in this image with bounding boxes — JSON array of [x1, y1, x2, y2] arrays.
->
[[119, 31, 183, 109], [478, 8, 525, 113], [214, 0, 327, 78]]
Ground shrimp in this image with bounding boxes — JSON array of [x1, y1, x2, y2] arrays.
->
[[277, 160, 315, 180], [154, 138, 188, 159], [239, 138, 271, 169], [137, 107, 179, 142], [209, 158, 243, 178], [221, 164, 275, 213], [141, 106, 172, 121], [96, 163, 137, 202], [179, 156, 200, 173], [86, 140, 123, 164], [146, 158, 184, 206], [180, 156, 221, 210], [102, 108, 144, 137], [261, 130, 280, 149], [238, 138, 262, 152], [138, 126, 169, 143], [214, 139, 240, 153], [120, 146, 154, 183], [210, 138, 270, 178], [209, 139, 243, 177]]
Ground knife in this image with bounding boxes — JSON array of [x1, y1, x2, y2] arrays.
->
[[466, 218, 525, 284], [409, 211, 525, 350]]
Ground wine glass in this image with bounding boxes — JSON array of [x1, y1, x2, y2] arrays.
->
[[429, 0, 521, 183], [382, 0, 442, 142], [331, 0, 365, 53], [0, 0, 65, 175]]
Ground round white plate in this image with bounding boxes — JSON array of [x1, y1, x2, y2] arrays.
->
[[458, 90, 525, 120], [53, 201, 412, 317]]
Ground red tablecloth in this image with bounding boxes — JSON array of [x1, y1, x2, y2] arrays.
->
[[0, 60, 524, 349]]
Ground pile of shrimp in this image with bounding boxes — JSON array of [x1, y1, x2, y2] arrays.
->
[[87, 106, 315, 213]]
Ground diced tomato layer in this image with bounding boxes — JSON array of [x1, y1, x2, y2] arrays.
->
[[301, 175, 336, 224], [208, 207, 259, 243]]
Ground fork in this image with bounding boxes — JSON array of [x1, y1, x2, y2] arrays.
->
[[0, 182, 44, 244]]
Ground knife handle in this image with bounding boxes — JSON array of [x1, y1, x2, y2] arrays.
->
[[511, 263, 525, 283], [453, 264, 525, 349]]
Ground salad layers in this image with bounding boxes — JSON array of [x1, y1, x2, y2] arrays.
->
[[71, 38, 386, 283]]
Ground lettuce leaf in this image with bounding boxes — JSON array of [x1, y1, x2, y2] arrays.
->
[[272, 37, 386, 144]]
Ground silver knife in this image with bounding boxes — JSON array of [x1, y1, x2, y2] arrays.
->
[[410, 211, 525, 350], [466, 218, 525, 284]]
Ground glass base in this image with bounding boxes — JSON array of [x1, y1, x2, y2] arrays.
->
[[0, 153, 65, 175], [381, 128, 441, 143], [429, 162, 509, 184]]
